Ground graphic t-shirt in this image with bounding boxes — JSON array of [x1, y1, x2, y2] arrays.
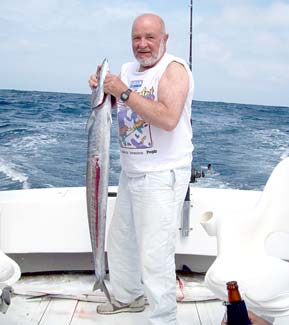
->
[[117, 53, 194, 174]]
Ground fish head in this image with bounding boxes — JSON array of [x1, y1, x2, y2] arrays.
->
[[98, 58, 109, 85], [91, 58, 110, 109]]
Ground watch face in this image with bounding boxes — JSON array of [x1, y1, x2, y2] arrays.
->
[[120, 89, 131, 102], [121, 92, 129, 101]]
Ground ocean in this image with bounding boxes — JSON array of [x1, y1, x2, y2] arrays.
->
[[0, 89, 288, 192]]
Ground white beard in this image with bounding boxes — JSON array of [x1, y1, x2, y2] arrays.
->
[[137, 39, 165, 67]]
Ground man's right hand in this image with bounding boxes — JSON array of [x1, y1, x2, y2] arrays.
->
[[88, 65, 101, 89], [88, 74, 98, 89]]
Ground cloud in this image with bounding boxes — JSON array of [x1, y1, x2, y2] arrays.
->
[[0, 0, 288, 106], [0, 1, 150, 91], [0, 0, 149, 32], [193, 1, 289, 105]]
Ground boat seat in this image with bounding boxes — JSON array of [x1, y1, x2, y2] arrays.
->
[[0, 251, 21, 287], [200, 157, 289, 319]]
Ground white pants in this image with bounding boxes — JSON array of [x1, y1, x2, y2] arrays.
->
[[107, 166, 191, 325]]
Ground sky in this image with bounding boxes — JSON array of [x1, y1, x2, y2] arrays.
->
[[1, 0, 289, 107]]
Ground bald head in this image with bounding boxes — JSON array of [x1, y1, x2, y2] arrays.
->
[[132, 13, 166, 36], [131, 13, 169, 70]]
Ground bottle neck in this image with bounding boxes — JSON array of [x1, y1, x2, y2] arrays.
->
[[228, 288, 242, 303], [227, 281, 242, 303]]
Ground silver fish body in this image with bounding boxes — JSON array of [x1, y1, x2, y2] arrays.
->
[[86, 58, 112, 301]]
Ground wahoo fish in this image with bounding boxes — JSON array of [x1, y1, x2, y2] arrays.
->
[[86, 58, 112, 302]]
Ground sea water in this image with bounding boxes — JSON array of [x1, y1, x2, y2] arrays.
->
[[0, 89, 288, 191]]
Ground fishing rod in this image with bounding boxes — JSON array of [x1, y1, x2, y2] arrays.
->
[[181, 0, 194, 237]]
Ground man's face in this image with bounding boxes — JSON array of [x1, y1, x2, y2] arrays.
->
[[131, 17, 168, 69]]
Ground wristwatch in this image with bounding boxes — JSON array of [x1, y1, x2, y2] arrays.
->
[[120, 89, 132, 102]]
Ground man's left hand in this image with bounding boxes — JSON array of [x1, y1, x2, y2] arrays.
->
[[103, 73, 128, 98]]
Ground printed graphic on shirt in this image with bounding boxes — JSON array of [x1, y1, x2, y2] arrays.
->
[[130, 80, 143, 89], [118, 85, 155, 149]]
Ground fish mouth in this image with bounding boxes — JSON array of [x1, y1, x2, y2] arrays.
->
[[93, 94, 109, 110]]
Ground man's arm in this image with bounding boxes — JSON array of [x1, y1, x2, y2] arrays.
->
[[103, 61, 190, 131]]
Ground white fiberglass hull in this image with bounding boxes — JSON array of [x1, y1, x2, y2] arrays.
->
[[0, 186, 288, 273]]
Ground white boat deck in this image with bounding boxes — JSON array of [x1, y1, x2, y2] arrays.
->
[[0, 272, 226, 324], [1, 183, 289, 324], [2, 296, 289, 324], [0, 294, 225, 325]]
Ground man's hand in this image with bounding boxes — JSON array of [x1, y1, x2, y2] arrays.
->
[[88, 65, 102, 89], [88, 73, 98, 89], [103, 73, 128, 98]]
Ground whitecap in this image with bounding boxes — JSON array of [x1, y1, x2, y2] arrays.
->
[[0, 159, 30, 189]]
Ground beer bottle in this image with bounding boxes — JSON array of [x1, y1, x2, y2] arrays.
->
[[225, 281, 252, 325]]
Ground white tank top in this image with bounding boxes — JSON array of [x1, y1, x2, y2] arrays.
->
[[117, 53, 194, 174]]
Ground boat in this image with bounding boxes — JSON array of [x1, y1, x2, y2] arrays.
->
[[1, 1, 289, 323], [2, 184, 289, 274], [1, 181, 289, 324]]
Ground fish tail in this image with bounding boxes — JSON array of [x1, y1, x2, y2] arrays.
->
[[93, 279, 111, 302]]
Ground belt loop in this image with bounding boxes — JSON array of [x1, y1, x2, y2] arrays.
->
[[170, 169, 176, 190]]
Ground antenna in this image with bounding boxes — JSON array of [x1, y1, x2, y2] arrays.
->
[[189, 0, 193, 71]]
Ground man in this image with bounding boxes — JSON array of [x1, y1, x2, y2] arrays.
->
[[89, 13, 194, 325], [190, 168, 205, 183]]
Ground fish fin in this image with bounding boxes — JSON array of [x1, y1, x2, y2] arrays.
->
[[91, 86, 103, 108], [107, 110, 112, 124], [86, 110, 96, 132], [93, 279, 103, 292], [102, 280, 112, 303]]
